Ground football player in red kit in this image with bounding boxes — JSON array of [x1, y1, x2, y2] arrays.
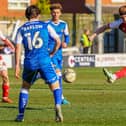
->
[[0, 31, 15, 103], [90, 5, 126, 83]]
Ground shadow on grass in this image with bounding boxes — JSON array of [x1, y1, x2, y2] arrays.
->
[[0, 105, 54, 111], [0, 105, 17, 109], [0, 120, 15, 122], [26, 107, 54, 111]]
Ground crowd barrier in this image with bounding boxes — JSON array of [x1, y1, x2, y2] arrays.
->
[[63, 53, 126, 67], [2, 53, 126, 68]]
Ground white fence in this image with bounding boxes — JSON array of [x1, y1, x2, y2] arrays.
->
[[3, 53, 126, 68], [63, 53, 126, 67]]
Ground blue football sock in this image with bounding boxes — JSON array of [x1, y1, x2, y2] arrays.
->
[[59, 75, 63, 94], [59, 75, 62, 88], [18, 89, 29, 114], [53, 88, 62, 105]]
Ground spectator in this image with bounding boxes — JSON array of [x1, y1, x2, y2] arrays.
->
[[80, 29, 92, 54]]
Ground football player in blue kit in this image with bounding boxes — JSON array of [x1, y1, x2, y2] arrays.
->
[[47, 3, 70, 104], [15, 5, 63, 122]]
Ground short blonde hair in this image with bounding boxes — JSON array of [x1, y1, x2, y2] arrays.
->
[[119, 5, 126, 16], [50, 3, 62, 11]]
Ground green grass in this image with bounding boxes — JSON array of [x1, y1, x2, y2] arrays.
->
[[0, 67, 126, 126]]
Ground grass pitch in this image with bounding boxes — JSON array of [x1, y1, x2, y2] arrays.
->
[[0, 67, 126, 126]]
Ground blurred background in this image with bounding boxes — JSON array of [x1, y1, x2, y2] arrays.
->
[[0, 0, 126, 68]]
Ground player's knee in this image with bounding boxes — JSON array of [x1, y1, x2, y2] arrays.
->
[[20, 88, 29, 94], [22, 81, 31, 90], [56, 69, 62, 76], [49, 81, 60, 91], [3, 76, 9, 83]]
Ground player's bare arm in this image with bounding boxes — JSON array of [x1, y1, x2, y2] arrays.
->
[[15, 43, 21, 79], [62, 23, 70, 48], [2, 38, 15, 52], [48, 24, 61, 56], [50, 37, 61, 57], [89, 24, 109, 41], [62, 42, 67, 48], [0, 31, 15, 52]]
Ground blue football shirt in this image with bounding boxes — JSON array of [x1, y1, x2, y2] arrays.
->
[[47, 20, 70, 59], [15, 20, 59, 70]]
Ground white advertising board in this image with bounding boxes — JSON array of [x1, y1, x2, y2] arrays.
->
[[112, 0, 125, 2], [95, 54, 126, 67]]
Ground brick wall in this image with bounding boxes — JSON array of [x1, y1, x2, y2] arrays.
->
[[0, 0, 8, 17], [85, 0, 126, 6], [0, 0, 38, 18], [0, 0, 125, 18]]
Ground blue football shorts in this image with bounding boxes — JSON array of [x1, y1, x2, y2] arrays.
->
[[22, 62, 58, 85], [51, 56, 63, 70]]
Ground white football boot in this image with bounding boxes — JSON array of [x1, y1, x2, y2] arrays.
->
[[55, 105, 63, 122], [103, 68, 116, 83]]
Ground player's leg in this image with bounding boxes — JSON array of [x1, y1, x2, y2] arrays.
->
[[58, 59, 70, 104], [114, 67, 126, 79], [55, 68, 70, 104], [49, 81, 63, 122], [1, 69, 13, 103], [40, 63, 63, 122], [52, 58, 70, 105], [15, 81, 30, 122], [15, 69, 37, 122], [103, 68, 117, 83], [103, 67, 126, 83]]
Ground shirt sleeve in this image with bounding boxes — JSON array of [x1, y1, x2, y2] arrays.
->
[[64, 23, 70, 44], [109, 18, 123, 29], [47, 24, 59, 39]]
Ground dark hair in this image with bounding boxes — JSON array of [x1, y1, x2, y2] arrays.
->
[[83, 29, 89, 33], [25, 5, 41, 20], [119, 5, 126, 16], [50, 3, 62, 11]]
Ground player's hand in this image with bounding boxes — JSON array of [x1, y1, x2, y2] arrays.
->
[[50, 53, 53, 57], [4, 47, 15, 54], [11, 48, 15, 53], [62, 42, 67, 48], [89, 36, 93, 42], [15, 65, 20, 79], [8, 46, 15, 53], [89, 34, 97, 42]]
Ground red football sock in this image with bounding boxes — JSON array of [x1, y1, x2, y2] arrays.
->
[[2, 84, 9, 98], [115, 67, 126, 79]]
